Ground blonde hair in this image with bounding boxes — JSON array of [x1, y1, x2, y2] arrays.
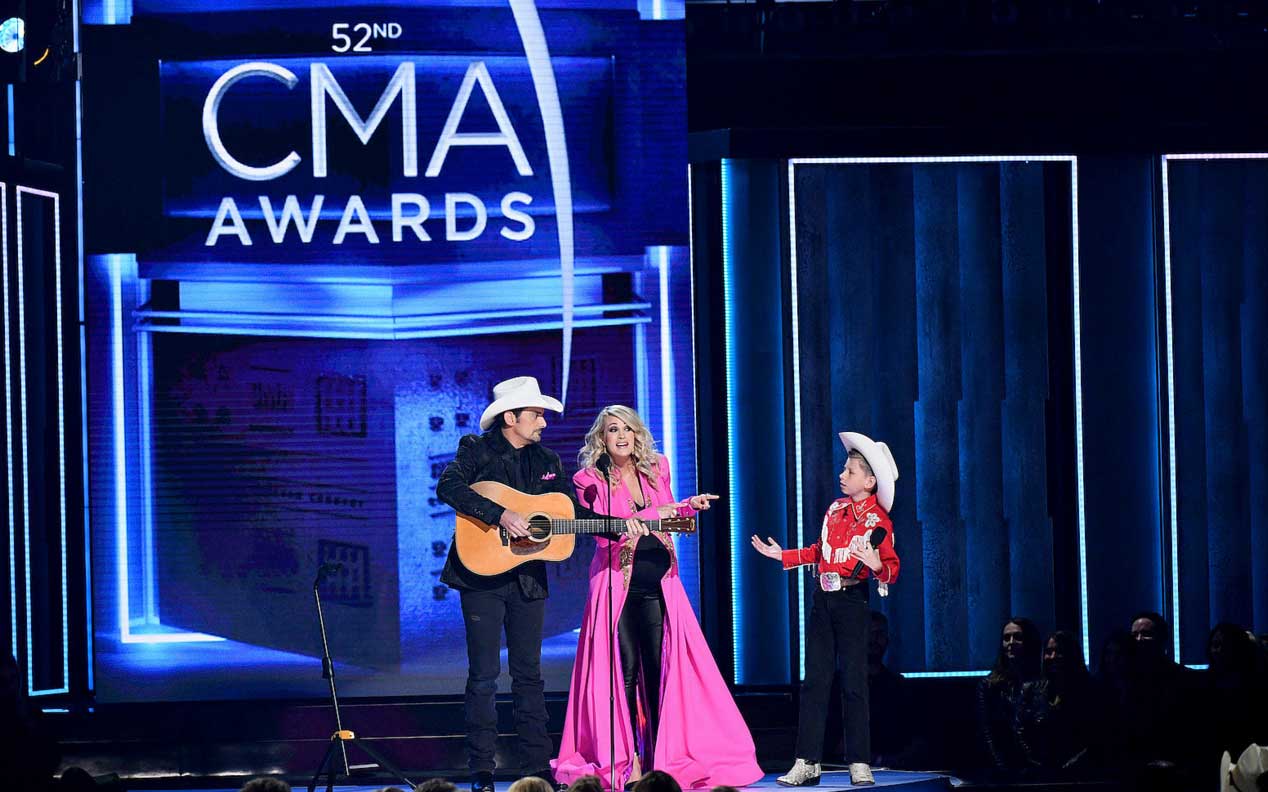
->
[[507, 778, 554, 792], [578, 405, 660, 490]]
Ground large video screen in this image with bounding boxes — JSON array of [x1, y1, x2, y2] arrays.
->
[[82, 0, 692, 702]]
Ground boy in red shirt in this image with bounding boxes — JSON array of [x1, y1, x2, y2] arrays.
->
[[753, 432, 900, 787]]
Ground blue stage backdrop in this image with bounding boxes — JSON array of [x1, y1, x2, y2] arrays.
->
[[81, 0, 694, 702], [1163, 157, 1268, 664]]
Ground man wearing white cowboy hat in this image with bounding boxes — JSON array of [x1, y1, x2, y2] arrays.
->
[[437, 376, 600, 792], [752, 431, 901, 787]]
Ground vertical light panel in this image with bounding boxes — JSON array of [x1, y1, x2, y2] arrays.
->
[[785, 155, 1085, 674], [17, 186, 70, 695], [634, 266, 650, 418], [1159, 156, 1180, 659], [109, 254, 131, 643], [2, 182, 13, 659], [721, 159, 745, 683], [785, 161, 807, 680], [74, 0, 92, 683], [7, 85, 14, 157], [688, 166, 699, 481], [657, 246, 676, 474], [109, 255, 222, 645], [135, 279, 158, 624], [1069, 162, 1090, 664], [1157, 151, 1268, 663]]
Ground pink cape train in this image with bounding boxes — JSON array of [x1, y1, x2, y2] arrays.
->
[[552, 458, 763, 790]]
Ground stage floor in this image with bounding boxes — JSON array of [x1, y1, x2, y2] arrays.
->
[[142, 769, 956, 792]]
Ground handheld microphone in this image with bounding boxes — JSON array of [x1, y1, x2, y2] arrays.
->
[[849, 527, 888, 578], [315, 562, 344, 584]]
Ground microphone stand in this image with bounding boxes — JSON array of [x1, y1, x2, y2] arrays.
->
[[592, 456, 618, 792], [307, 565, 414, 792]]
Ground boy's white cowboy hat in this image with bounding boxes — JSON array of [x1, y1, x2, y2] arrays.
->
[[839, 431, 900, 511], [479, 376, 564, 431], [1221, 743, 1267, 792]]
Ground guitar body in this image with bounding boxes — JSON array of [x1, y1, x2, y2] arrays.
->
[[454, 480, 578, 576]]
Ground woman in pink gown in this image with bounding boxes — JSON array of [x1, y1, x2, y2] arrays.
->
[[552, 405, 763, 790]]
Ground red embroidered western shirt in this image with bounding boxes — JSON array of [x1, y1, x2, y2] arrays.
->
[[781, 494, 900, 584]]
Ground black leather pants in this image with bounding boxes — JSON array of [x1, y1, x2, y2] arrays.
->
[[617, 588, 666, 765]]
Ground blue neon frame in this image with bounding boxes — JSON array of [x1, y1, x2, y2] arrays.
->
[[1157, 151, 1268, 665], [784, 155, 1086, 677]]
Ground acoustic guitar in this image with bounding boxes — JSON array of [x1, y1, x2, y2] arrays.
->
[[453, 480, 697, 576]]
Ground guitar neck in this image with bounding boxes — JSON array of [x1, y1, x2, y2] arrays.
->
[[550, 518, 686, 535]]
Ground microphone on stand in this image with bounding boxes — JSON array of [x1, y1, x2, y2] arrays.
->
[[849, 527, 888, 578], [591, 452, 617, 792], [315, 562, 344, 586]]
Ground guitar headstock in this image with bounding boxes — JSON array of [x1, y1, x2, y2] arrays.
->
[[661, 516, 696, 534]]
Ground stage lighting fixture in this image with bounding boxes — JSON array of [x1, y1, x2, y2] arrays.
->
[[0, 0, 74, 83], [0, 17, 23, 54]]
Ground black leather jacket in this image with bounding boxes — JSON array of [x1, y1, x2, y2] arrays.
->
[[437, 428, 596, 599]]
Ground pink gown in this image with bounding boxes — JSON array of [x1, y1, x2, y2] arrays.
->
[[552, 456, 763, 789]]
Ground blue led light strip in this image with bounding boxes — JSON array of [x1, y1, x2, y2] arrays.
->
[[1159, 156, 1181, 661], [688, 166, 700, 489], [7, 85, 14, 157], [1069, 162, 1090, 666], [17, 187, 70, 696], [1, 183, 14, 660], [658, 247, 676, 474], [786, 155, 1085, 674], [785, 161, 807, 680], [109, 255, 130, 642], [133, 302, 654, 327], [136, 315, 651, 341], [136, 281, 157, 625], [721, 159, 744, 683], [634, 287, 649, 417]]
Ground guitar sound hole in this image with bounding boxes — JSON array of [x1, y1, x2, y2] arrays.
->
[[508, 515, 553, 555]]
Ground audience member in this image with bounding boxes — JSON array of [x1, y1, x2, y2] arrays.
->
[[1016, 630, 1093, 774], [630, 770, 682, 792], [975, 617, 1041, 774], [240, 778, 291, 792], [565, 775, 604, 792], [507, 777, 554, 792], [0, 653, 59, 792], [414, 779, 459, 792], [710, 786, 740, 792], [1204, 623, 1268, 762], [1089, 629, 1133, 768], [1121, 611, 1193, 767], [866, 610, 923, 768]]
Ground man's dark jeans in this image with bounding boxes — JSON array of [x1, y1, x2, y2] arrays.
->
[[459, 582, 551, 773]]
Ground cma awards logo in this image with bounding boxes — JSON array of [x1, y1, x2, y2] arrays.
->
[[199, 0, 580, 400], [200, 0, 573, 259]]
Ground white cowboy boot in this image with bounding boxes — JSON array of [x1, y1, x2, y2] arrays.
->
[[848, 763, 875, 786], [777, 758, 821, 787]]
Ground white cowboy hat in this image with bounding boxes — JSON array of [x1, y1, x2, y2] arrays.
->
[[1221, 744, 1267, 792], [839, 431, 900, 512], [479, 376, 564, 431]]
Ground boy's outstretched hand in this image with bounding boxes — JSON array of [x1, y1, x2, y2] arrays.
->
[[750, 535, 783, 560]]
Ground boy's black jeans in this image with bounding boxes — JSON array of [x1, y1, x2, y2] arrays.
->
[[796, 583, 871, 764]]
